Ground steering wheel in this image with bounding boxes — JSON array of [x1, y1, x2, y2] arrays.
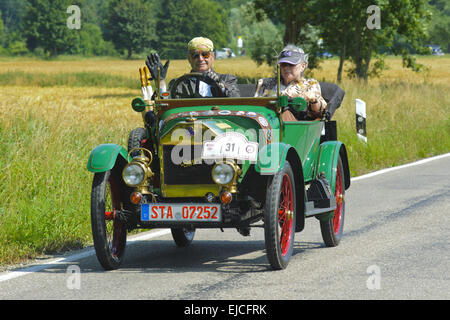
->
[[169, 72, 225, 99]]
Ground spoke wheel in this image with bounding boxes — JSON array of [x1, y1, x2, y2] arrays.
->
[[91, 170, 127, 270], [264, 161, 296, 270], [320, 156, 345, 247]]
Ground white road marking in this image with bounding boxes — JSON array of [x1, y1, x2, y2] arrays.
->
[[1, 153, 449, 283], [351, 153, 450, 182], [0, 229, 171, 283]]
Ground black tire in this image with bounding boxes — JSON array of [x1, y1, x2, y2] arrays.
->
[[264, 161, 296, 270], [171, 227, 196, 247], [91, 170, 127, 270], [128, 127, 147, 157], [320, 156, 345, 247]]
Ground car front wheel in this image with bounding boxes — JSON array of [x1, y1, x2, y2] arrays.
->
[[91, 170, 127, 270], [264, 161, 296, 270]]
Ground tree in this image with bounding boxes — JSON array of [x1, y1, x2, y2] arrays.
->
[[427, 0, 450, 52], [103, 0, 157, 59], [22, 0, 79, 57], [0, 9, 5, 48], [228, 4, 283, 66], [0, 0, 27, 33], [71, 23, 116, 56], [155, 0, 229, 59], [314, 0, 431, 81], [250, 0, 321, 69]]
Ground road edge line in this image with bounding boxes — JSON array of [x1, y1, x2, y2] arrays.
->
[[351, 153, 450, 182], [0, 229, 171, 283]]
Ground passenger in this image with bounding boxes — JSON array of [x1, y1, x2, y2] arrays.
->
[[146, 37, 240, 98], [259, 44, 327, 121]]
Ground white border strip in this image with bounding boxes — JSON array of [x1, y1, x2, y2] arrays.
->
[[1, 153, 449, 283], [351, 153, 450, 182]]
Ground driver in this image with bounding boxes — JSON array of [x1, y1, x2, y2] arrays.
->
[[146, 37, 240, 98]]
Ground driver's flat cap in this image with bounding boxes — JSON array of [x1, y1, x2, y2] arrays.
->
[[188, 37, 214, 52]]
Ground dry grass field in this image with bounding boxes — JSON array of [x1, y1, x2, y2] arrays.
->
[[0, 55, 449, 266]]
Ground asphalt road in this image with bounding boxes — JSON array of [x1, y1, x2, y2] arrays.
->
[[0, 154, 449, 301]]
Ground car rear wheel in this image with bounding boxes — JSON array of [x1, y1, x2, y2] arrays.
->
[[320, 156, 345, 247], [91, 170, 127, 270], [264, 161, 296, 270], [171, 227, 196, 247]]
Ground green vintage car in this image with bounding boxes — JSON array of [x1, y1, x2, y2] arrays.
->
[[87, 71, 350, 270]]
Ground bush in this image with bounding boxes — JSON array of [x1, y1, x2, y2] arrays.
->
[[71, 23, 118, 56], [9, 40, 29, 56]]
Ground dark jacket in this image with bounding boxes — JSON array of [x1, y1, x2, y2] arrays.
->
[[169, 69, 240, 98], [214, 71, 240, 97]]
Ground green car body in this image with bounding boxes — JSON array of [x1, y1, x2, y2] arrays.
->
[[87, 76, 350, 271]]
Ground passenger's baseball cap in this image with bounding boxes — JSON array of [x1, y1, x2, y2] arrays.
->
[[188, 37, 214, 52], [277, 46, 307, 65]]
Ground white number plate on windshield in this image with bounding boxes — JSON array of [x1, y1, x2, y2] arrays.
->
[[202, 132, 258, 161]]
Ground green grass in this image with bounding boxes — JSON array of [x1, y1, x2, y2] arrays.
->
[[0, 71, 139, 89], [0, 86, 137, 266], [0, 111, 106, 264], [335, 81, 450, 176]]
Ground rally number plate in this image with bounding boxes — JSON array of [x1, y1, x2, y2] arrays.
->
[[141, 203, 221, 222]]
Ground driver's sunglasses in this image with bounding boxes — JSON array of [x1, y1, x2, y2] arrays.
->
[[190, 51, 212, 59]]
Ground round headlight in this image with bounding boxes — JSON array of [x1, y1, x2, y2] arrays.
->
[[212, 163, 235, 185], [123, 164, 145, 186]]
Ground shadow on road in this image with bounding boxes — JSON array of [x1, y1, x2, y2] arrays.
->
[[12, 236, 324, 276], [80, 238, 325, 274]]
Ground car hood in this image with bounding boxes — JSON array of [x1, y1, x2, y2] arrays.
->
[[159, 106, 279, 146]]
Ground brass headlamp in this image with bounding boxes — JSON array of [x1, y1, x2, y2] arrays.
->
[[122, 148, 154, 194], [211, 160, 241, 193]]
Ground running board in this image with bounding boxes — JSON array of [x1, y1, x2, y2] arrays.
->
[[305, 177, 336, 217], [305, 198, 336, 217]]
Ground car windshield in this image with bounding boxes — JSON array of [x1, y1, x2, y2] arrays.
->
[[154, 96, 279, 115], [154, 71, 280, 101]]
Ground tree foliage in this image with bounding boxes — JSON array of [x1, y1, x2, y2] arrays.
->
[[103, 0, 156, 59], [251, 0, 321, 69], [314, 0, 431, 81], [0, 0, 446, 76], [155, 0, 229, 59], [427, 0, 450, 52], [22, 0, 79, 57], [253, 0, 433, 80], [228, 4, 283, 66]]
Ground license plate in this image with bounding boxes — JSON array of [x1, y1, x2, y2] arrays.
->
[[141, 203, 221, 222]]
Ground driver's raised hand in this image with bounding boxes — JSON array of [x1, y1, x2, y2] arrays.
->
[[203, 70, 227, 94], [146, 53, 170, 80], [203, 70, 221, 83]]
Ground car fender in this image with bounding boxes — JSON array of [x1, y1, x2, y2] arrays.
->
[[87, 144, 130, 173], [316, 141, 350, 192], [255, 142, 291, 175]]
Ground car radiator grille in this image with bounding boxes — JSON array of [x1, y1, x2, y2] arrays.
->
[[162, 145, 214, 185]]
